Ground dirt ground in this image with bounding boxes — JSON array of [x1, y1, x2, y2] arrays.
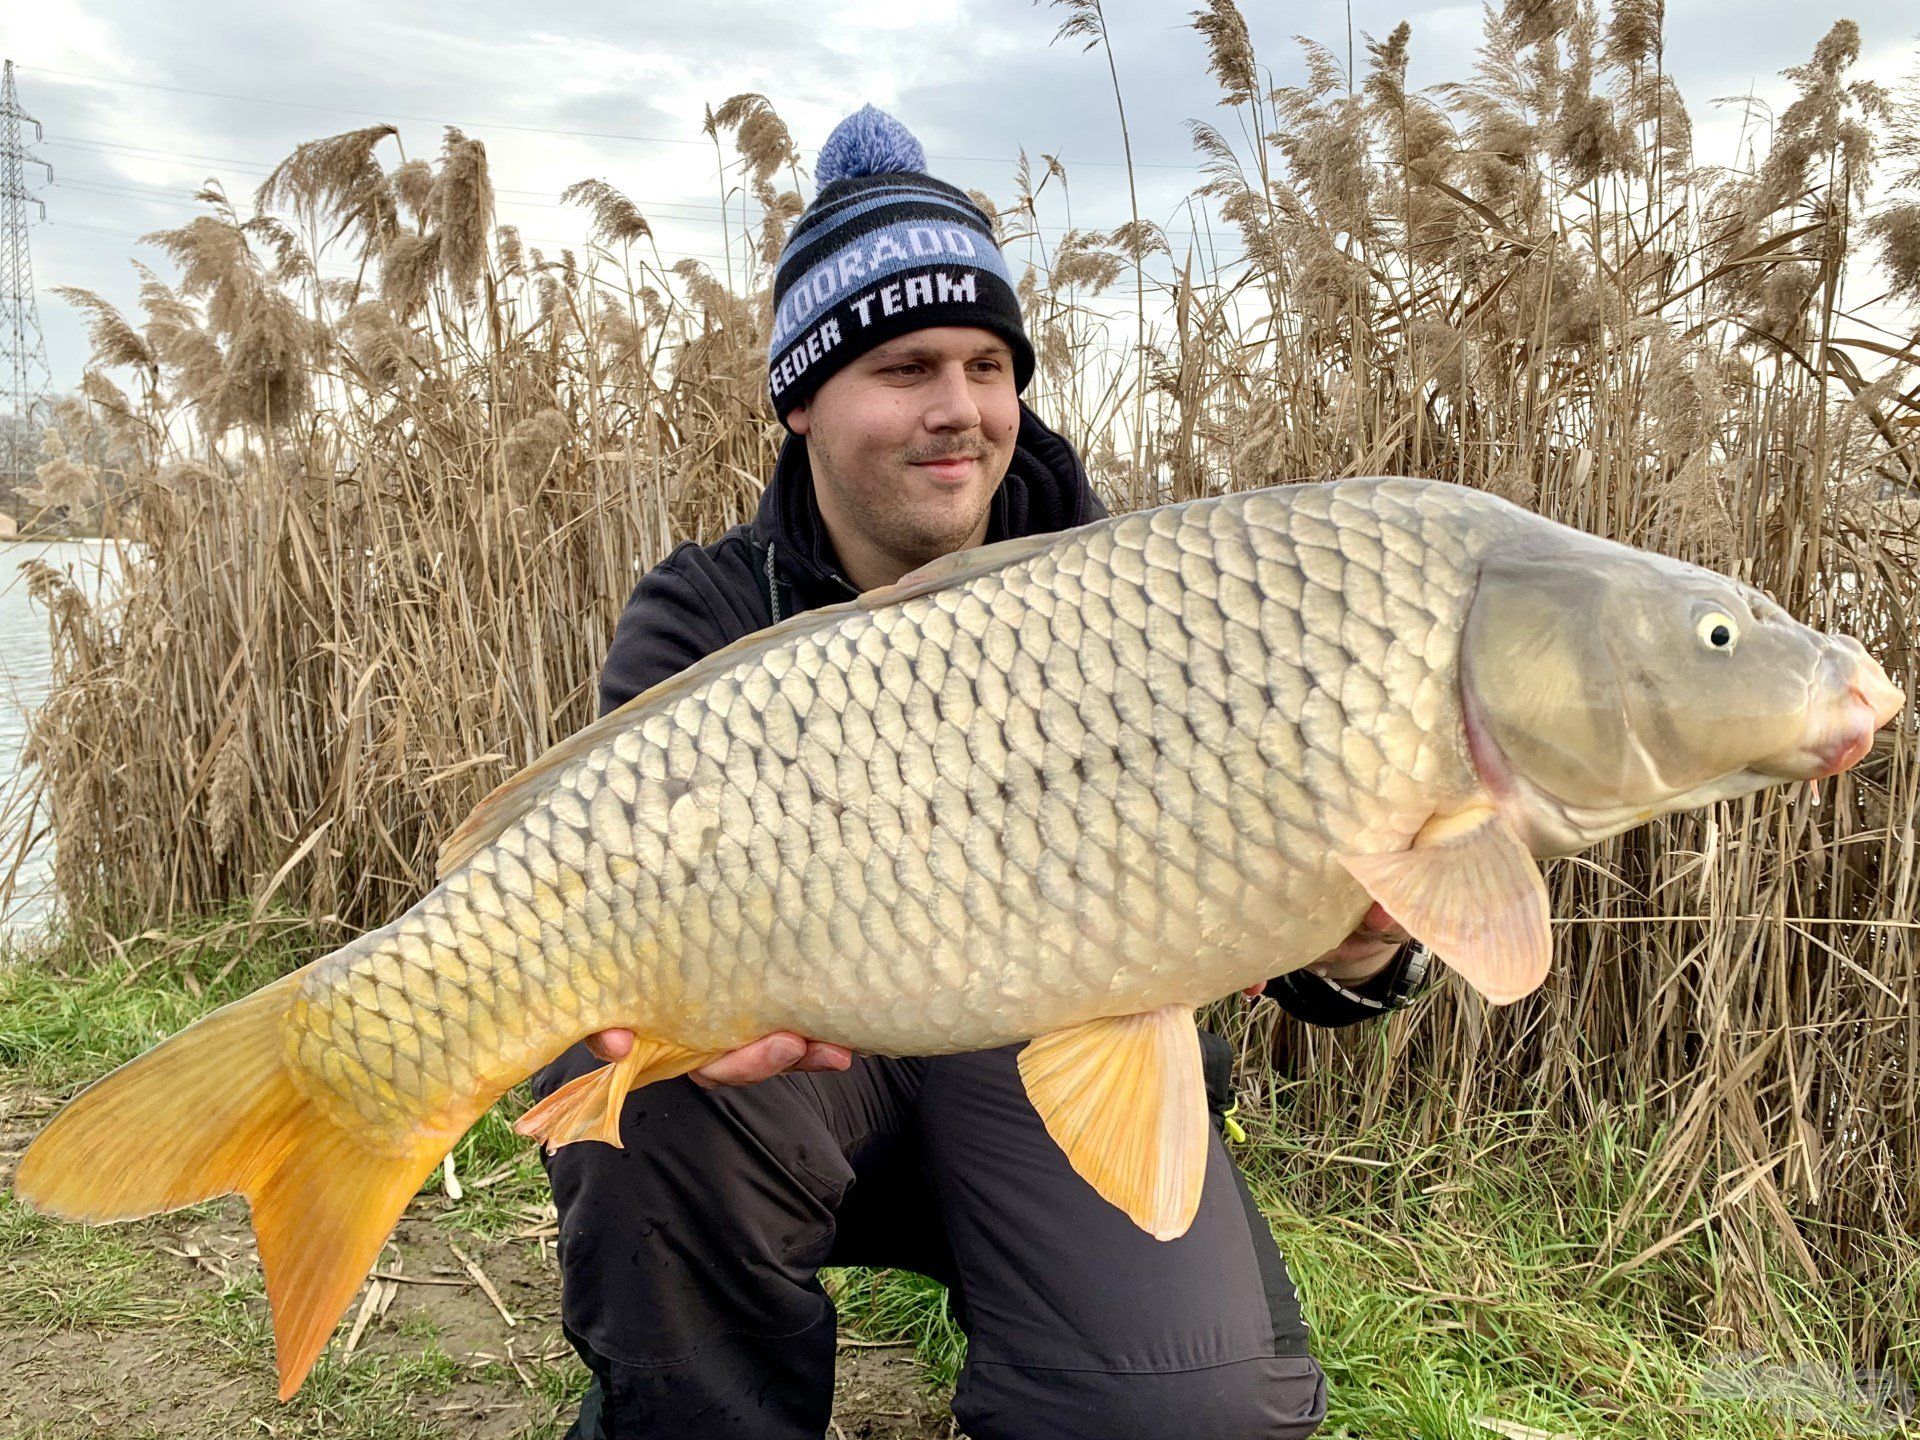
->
[[0, 1086, 954, 1440]]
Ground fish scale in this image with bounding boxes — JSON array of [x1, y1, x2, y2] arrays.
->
[[283, 477, 1484, 1143]]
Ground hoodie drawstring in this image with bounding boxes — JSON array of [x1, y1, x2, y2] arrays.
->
[[764, 539, 782, 625]]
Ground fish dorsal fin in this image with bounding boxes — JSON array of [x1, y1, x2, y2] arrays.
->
[[1017, 1004, 1209, 1241], [857, 529, 1069, 610], [1337, 804, 1551, 1005], [434, 602, 851, 879], [436, 530, 1076, 880]]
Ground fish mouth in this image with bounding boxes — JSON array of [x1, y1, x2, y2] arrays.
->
[[1756, 649, 1905, 781]]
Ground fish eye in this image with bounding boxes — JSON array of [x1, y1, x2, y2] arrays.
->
[[1695, 610, 1738, 652]]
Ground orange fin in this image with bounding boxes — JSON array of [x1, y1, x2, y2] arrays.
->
[[1338, 805, 1551, 1005], [513, 1038, 720, 1151], [12, 967, 475, 1401], [1016, 1005, 1209, 1241]]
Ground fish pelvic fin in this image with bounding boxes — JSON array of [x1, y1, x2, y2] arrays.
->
[[513, 1038, 723, 1151], [1339, 804, 1552, 1006], [13, 966, 475, 1401], [1017, 1005, 1209, 1242]]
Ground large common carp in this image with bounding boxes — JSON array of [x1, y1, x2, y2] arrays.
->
[[15, 477, 1903, 1398]]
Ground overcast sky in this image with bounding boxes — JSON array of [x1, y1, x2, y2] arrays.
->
[[2, 0, 1916, 395]]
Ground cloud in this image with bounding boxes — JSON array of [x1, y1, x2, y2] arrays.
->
[[4, 0, 1915, 394]]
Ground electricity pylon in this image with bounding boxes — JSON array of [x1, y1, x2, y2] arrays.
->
[[1, 59, 52, 489]]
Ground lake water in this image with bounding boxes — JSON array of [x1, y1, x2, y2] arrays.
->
[[0, 538, 126, 937]]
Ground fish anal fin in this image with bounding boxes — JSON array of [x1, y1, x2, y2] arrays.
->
[[1016, 1005, 1208, 1242], [1338, 804, 1551, 1006], [513, 1038, 720, 1151]]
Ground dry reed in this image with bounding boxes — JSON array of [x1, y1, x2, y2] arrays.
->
[[5, 1, 1918, 1371]]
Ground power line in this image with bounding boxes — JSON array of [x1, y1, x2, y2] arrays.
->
[[42, 210, 1165, 318], [26, 98, 1231, 376], [42, 215, 758, 272], [40, 174, 1247, 303], [50, 172, 743, 223], [20, 63, 1203, 171], [42, 135, 280, 176], [22, 65, 717, 150], [53, 177, 214, 203], [40, 140, 1241, 245], [43, 185, 1248, 306], [41, 135, 746, 208]]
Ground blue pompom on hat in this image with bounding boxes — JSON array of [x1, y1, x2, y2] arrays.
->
[[765, 105, 1033, 426], [813, 104, 928, 190]]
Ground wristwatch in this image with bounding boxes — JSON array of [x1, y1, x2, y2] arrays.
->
[[1257, 937, 1436, 1028], [1318, 937, 1434, 1015]]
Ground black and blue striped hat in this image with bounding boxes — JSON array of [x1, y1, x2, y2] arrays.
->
[[766, 105, 1035, 427]]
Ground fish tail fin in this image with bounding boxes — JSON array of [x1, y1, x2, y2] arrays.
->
[[14, 966, 467, 1399]]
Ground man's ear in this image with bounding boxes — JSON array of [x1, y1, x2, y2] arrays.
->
[[787, 401, 811, 436]]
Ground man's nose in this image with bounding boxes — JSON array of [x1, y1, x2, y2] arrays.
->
[[922, 362, 981, 430]]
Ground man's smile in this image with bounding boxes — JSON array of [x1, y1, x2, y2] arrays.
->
[[911, 455, 979, 483]]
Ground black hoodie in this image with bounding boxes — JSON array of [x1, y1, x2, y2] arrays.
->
[[595, 401, 1422, 1027]]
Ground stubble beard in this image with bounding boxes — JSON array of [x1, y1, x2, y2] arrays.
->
[[853, 466, 996, 572], [814, 426, 1001, 569]]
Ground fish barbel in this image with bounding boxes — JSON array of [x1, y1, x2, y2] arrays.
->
[[15, 477, 1903, 1397]]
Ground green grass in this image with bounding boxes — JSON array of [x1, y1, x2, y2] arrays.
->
[[826, 1266, 968, 1388], [427, 1087, 554, 1237], [188, 1264, 474, 1439], [0, 909, 552, 1232], [5, 916, 1913, 1438], [1233, 1086, 1919, 1438], [0, 913, 576, 1439], [0, 1183, 524, 1439], [0, 906, 325, 1091], [0, 1190, 176, 1331]]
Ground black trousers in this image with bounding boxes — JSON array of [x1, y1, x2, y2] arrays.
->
[[534, 1034, 1328, 1440]]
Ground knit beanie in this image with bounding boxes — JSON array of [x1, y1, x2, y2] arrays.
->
[[766, 105, 1035, 427]]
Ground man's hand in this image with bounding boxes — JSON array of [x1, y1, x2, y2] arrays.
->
[[583, 1028, 854, 1089], [1242, 902, 1412, 997]]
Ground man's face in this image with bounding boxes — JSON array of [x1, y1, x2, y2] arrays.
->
[[788, 326, 1020, 582]]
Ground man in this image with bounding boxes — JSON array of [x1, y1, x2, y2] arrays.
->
[[537, 106, 1432, 1440]]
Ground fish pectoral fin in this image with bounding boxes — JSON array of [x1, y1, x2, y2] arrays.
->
[[514, 1039, 722, 1152], [1016, 1005, 1209, 1242], [1338, 804, 1551, 1006]]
